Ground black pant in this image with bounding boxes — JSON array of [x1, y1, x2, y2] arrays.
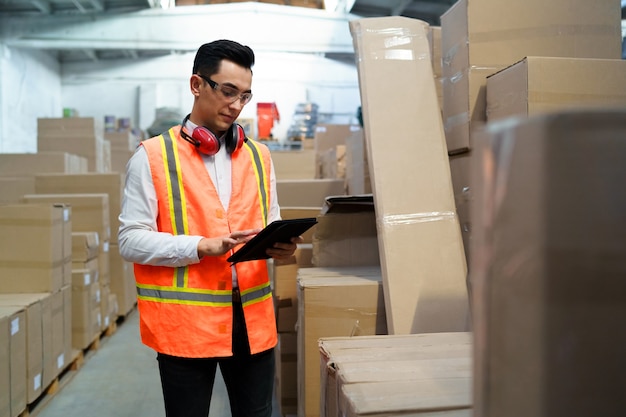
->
[[156, 293, 275, 417]]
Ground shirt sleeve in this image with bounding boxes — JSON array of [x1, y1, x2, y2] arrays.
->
[[267, 158, 281, 224], [117, 146, 202, 267]]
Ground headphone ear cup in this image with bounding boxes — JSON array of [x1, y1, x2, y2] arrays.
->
[[192, 126, 220, 155], [226, 123, 246, 154]]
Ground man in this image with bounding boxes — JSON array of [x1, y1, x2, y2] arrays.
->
[[118, 39, 300, 417]]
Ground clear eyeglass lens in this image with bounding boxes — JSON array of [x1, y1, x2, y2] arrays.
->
[[219, 85, 252, 105]]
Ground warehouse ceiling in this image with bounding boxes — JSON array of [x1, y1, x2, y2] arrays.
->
[[0, 0, 459, 64]]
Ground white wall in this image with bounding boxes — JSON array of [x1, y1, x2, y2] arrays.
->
[[0, 45, 61, 153], [60, 50, 361, 142]]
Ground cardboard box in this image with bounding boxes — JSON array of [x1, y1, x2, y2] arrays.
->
[[470, 110, 626, 417], [0, 305, 26, 417], [0, 294, 46, 405], [271, 149, 316, 180], [0, 152, 88, 177], [0, 310, 9, 417], [277, 179, 345, 207], [279, 207, 321, 244], [0, 204, 69, 293], [275, 332, 298, 416], [312, 195, 379, 267], [448, 152, 472, 269], [71, 269, 101, 349], [351, 16, 469, 335], [34, 173, 123, 244], [319, 333, 472, 417], [343, 129, 371, 196], [0, 177, 36, 205], [22, 193, 110, 242], [317, 145, 346, 180], [441, 0, 622, 153], [297, 266, 386, 417], [486, 56, 626, 121], [429, 26, 444, 114], [71, 232, 100, 262]]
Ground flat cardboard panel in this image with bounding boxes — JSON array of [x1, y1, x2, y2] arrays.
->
[[71, 232, 100, 262], [33, 173, 123, 244], [440, 0, 622, 153], [343, 129, 371, 196], [470, 110, 626, 417], [0, 177, 36, 205], [351, 16, 469, 335], [297, 268, 386, 417], [0, 314, 9, 417], [486, 56, 626, 121]]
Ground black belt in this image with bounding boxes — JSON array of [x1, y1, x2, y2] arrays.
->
[[232, 287, 241, 303]]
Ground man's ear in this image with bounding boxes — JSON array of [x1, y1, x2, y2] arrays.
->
[[190, 74, 202, 97]]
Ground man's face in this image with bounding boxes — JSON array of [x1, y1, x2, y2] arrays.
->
[[192, 59, 252, 135]]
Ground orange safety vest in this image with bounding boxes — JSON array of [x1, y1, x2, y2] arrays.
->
[[134, 126, 277, 358]]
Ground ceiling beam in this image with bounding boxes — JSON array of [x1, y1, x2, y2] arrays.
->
[[3, 3, 359, 55], [82, 49, 99, 61], [30, 0, 52, 14], [70, 0, 87, 13], [391, 0, 412, 16], [87, 0, 105, 12]]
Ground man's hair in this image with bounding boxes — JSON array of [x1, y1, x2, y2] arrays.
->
[[192, 39, 255, 76]]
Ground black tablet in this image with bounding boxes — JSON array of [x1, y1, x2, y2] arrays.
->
[[227, 218, 318, 264]]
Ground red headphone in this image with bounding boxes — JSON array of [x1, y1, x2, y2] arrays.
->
[[180, 114, 246, 155]]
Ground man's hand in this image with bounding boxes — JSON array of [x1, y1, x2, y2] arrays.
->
[[197, 229, 261, 258], [266, 236, 304, 261]]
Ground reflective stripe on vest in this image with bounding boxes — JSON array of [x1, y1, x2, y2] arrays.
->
[[136, 128, 270, 305]]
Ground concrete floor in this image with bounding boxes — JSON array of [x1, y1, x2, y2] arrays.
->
[[35, 308, 281, 417]]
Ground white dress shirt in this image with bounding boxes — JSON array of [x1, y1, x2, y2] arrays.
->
[[117, 120, 281, 279]]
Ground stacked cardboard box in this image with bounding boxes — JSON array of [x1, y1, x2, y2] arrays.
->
[[104, 130, 137, 174], [37, 118, 111, 173], [297, 266, 387, 417], [470, 110, 626, 417], [319, 332, 472, 417]]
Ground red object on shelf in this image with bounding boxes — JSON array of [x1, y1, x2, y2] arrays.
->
[[257, 102, 280, 140]]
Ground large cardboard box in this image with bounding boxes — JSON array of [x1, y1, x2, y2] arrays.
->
[[34, 173, 123, 244], [441, 0, 622, 153], [312, 196, 379, 267], [37, 117, 110, 173], [271, 149, 316, 180], [277, 179, 345, 207], [297, 266, 386, 417], [0, 294, 46, 405], [319, 333, 472, 417], [71, 269, 101, 349], [0, 306, 26, 417], [0, 177, 35, 205], [351, 16, 469, 335], [71, 232, 100, 263], [22, 193, 110, 242], [429, 26, 444, 113], [470, 110, 626, 417], [0, 152, 87, 177], [0, 204, 69, 293], [486, 56, 626, 121]]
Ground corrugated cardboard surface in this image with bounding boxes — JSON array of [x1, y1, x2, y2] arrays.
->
[[470, 110, 626, 417], [440, 0, 622, 153], [486, 56, 626, 121], [297, 266, 386, 417], [351, 16, 469, 335]]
